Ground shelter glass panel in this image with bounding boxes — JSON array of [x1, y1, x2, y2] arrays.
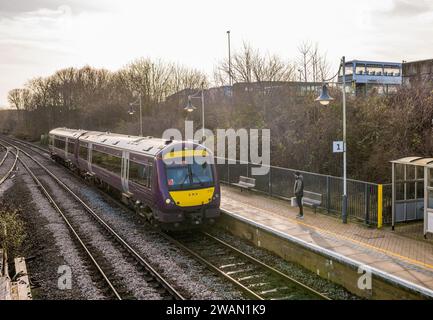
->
[[54, 139, 65, 150], [429, 169, 433, 188], [67, 141, 75, 154], [428, 189, 433, 209]]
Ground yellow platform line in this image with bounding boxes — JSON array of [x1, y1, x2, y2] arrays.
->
[[222, 199, 433, 273]]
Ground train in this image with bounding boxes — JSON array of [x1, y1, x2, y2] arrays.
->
[[48, 128, 221, 229]]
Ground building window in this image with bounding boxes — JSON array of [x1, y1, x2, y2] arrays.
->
[[92, 149, 121, 174], [129, 161, 151, 187], [79, 144, 88, 160]]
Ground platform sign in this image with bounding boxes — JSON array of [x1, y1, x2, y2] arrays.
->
[[333, 141, 345, 153]]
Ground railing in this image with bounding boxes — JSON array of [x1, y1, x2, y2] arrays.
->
[[216, 158, 391, 227]]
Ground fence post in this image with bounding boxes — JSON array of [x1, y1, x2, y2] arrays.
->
[[269, 167, 272, 196], [364, 184, 370, 225], [227, 161, 230, 184], [378, 184, 383, 229], [326, 176, 331, 213]]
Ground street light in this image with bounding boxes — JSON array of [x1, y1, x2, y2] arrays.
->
[[128, 91, 143, 136], [227, 30, 232, 86], [315, 84, 334, 106], [184, 82, 205, 139], [316, 56, 348, 224], [184, 97, 197, 113]]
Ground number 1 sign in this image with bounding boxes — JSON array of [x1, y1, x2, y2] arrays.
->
[[333, 141, 345, 153]]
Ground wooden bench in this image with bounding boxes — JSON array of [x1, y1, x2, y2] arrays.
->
[[232, 176, 256, 192], [292, 191, 323, 214]]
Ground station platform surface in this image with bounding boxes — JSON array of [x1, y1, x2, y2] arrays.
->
[[220, 185, 433, 296]]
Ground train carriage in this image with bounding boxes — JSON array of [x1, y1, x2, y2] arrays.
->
[[48, 128, 220, 229]]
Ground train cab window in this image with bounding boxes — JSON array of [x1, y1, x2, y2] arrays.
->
[[165, 160, 213, 191], [79, 145, 88, 160], [92, 150, 121, 174], [129, 161, 149, 187], [49, 136, 54, 146], [67, 141, 75, 154], [54, 138, 66, 150]]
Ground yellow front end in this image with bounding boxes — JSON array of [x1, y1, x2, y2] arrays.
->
[[169, 187, 215, 207]]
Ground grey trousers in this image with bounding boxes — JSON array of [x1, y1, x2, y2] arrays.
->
[[296, 195, 303, 216]]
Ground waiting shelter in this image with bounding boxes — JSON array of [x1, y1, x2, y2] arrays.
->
[[391, 157, 433, 237]]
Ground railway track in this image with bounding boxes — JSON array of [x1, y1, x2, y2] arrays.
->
[[0, 137, 185, 300], [3, 135, 331, 300], [0, 143, 18, 185], [162, 231, 331, 300]]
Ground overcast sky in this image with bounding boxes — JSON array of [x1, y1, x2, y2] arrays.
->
[[1, 0, 433, 107]]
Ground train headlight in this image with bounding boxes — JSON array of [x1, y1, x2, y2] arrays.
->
[[165, 198, 172, 205]]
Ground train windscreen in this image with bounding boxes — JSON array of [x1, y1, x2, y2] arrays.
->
[[165, 160, 213, 191]]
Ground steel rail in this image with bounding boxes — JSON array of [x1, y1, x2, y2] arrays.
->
[[202, 232, 331, 300], [0, 144, 19, 185], [2, 143, 122, 300], [1, 137, 185, 301], [160, 231, 331, 300], [5, 136, 329, 300]]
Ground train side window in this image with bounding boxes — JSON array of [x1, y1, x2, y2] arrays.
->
[[67, 141, 75, 154], [129, 161, 149, 187], [92, 150, 121, 174], [79, 145, 88, 160]]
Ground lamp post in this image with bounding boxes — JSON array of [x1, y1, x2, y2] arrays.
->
[[227, 30, 232, 86], [184, 82, 205, 139], [316, 56, 348, 224], [128, 91, 143, 136]]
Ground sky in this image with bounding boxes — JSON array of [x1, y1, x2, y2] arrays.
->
[[1, 0, 433, 108]]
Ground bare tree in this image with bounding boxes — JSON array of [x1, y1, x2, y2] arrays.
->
[[214, 42, 296, 85], [296, 41, 330, 82]]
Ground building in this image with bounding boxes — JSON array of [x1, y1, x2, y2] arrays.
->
[[339, 60, 402, 95], [402, 59, 433, 88]]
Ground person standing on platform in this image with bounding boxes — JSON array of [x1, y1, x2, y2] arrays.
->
[[294, 171, 304, 219]]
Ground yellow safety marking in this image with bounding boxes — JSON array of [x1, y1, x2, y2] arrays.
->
[[163, 150, 207, 160], [378, 184, 383, 229], [222, 200, 433, 272], [170, 187, 215, 207]]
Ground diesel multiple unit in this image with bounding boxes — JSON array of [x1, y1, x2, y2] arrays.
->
[[48, 128, 221, 229]]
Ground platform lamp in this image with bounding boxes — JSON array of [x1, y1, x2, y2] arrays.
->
[[128, 91, 143, 137], [315, 56, 348, 224], [183, 82, 205, 139]]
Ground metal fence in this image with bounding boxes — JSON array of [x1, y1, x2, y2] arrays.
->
[[216, 158, 390, 226]]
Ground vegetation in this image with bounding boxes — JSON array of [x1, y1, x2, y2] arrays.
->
[[3, 42, 433, 183], [0, 202, 26, 262]]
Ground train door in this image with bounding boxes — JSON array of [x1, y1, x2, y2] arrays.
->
[[121, 150, 129, 193], [64, 137, 68, 159], [88, 142, 93, 173]]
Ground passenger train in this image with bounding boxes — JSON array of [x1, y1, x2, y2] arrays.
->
[[48, 128, 220, 229]]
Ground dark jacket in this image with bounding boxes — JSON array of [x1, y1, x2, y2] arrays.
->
[[294, 175, 304, 197]]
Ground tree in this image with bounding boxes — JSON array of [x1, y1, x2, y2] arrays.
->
[[0, 203, 26, 273], [214, 42, 296, 85]]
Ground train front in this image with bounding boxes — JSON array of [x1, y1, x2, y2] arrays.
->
[[154, 142, 221, 229]]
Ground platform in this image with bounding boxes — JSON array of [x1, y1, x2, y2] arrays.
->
[[220, 185, 433, 299]]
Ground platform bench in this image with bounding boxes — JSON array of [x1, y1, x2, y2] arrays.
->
[[232, 176, 256, 192], [303, 191, 323, 214], [292, 191, 323, 214]]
